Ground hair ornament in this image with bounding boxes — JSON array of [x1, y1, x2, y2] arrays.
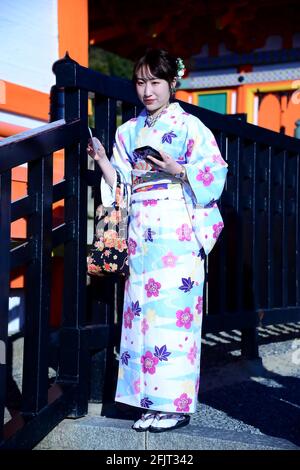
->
[[176, 57, 186, 78]]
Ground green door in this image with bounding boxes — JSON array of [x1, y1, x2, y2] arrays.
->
[[198, 93, 227, 114]]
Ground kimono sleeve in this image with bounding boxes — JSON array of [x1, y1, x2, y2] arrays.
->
[[101, 127, 133, 206], [184, 116, 228, 207]]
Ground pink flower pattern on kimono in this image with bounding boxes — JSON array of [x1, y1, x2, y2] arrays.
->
[[118, 132, 125, 147], [124, 306, 135, 329], [212, 153, 227, 166], [141, 351, 159, 374], [174, 393, 192, 412], [187, 341, 198, 365], [128, 237, 137, 255], [196, 166, 214, 186], [133, 378, 140, 394], [213, 222, 224, 239], [176, 223, 192, 241], [195, 296, 203, 315], [143, 199, 157, 207], [176, 307, 193, 329], [162, 251, 178, 268], [145, 278, 161, 298], [185, 139, 194, 159], [141, 318, 149, 335]]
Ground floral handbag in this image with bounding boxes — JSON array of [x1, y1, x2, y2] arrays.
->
[[87, 174, 129, 276]]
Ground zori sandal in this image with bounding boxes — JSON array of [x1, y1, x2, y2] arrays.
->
[[132, 412, 157, 432], [149, 413, 190, 433]]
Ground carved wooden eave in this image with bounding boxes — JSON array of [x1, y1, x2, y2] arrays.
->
[[89, 0, 299, 60]]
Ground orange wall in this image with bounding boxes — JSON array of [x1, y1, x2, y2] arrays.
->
[[6, 0, 89, 289]]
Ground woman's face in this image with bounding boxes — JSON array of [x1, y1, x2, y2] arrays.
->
[[135, 66, 175, 114]]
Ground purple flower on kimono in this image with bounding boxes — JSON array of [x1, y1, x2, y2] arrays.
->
[[121, 351, 131, 366], [128, 237, 137, 255], [141, 351, 159, 374], [185, 139, 194, 159], [124, 306, 135, 329], [176, 223, 192, 241], [176, 307, 193, 329], [196, 166, 214, 186], [174, 393, 192, 412], [140, 397, 153, 408], [195, 296, 203, 315], [213, 222, 224, 239], [145, 278, 161, 298], [179, 277, 194, 293], [162, 130, 177, 144], [131, 300, 142, 316], [187, 342, 198, 365], [154, 345, 171, 362], [144, 228, 156, 242]]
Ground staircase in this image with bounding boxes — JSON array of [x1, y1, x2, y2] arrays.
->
[[35, 324, 300, 450]]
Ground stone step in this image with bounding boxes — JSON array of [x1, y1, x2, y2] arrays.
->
[[35, 415, 299, 451]]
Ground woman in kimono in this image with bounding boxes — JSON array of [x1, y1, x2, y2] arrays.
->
[[87, 49, 228, 432]]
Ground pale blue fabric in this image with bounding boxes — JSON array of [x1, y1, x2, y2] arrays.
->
[[100, 102, 228, 413]]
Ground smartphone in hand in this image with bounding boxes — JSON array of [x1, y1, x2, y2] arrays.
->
[[88, 127, 101, 153], [134, 146, 163, 162]]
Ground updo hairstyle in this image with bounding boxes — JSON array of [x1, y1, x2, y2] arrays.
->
[[132, 49, 178, 88]]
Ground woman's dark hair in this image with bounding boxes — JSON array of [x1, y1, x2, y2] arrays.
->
[[133, 49, 177, 85]]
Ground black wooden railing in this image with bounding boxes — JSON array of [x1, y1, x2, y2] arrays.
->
[[1, 54, 299, 448], [0, 114, 111, 448], [53, 55, 300, 347]]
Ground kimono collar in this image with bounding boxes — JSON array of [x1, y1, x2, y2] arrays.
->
[[138, 102, 181, 127]]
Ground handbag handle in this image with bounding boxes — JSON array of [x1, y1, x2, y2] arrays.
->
[[115, 170, 130, 212]]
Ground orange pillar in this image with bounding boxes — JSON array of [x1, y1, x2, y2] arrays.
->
[[57, 0, 89, 66], [236, 85, 248, 115]]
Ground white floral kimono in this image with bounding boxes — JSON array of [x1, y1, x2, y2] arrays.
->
[[101, 102, 228, 413]]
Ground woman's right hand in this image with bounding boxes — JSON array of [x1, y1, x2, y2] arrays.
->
[[87, 137, 107, 161]]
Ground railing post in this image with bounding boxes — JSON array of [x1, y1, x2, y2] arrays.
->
[[241, 142, 259, 358], [241, 327, 260, 358], [0, 171, 11, 441], [53, 54, 89, 417], [22, 153, 53, 415]]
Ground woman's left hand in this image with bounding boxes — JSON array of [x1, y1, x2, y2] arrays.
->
[[147, 151, 183, 176]]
